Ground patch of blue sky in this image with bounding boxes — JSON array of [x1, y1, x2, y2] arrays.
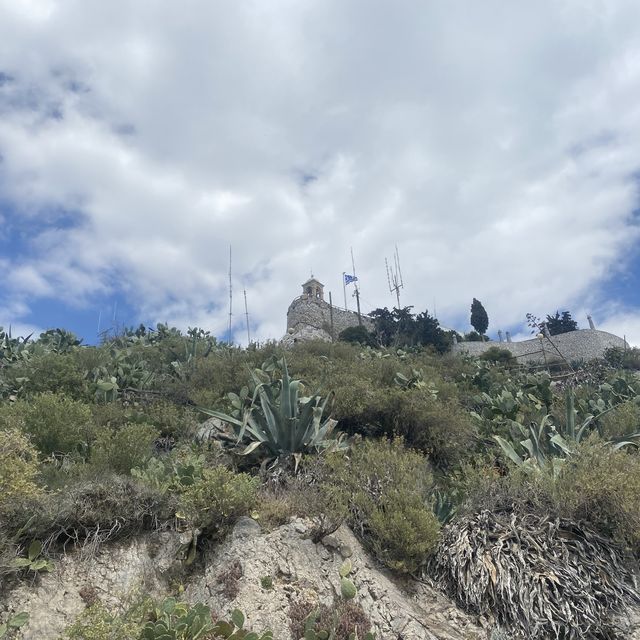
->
[[0, 201, 84, 254], [24, 294, 138, 346], [598, 247, 640, 309]]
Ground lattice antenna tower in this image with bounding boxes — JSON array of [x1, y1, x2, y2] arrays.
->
[[227, 245, 233, 344], [385, 245, 404, 309]]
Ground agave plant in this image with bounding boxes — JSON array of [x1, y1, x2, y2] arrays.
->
[[494, 390, 640, 477], [494, 415, 571, 478], [198, 357, 346, 463]]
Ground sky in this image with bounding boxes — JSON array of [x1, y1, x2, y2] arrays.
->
[[1, 1, 640, 346]]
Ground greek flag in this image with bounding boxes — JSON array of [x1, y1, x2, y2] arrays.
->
[[344, 274, 358, 285]]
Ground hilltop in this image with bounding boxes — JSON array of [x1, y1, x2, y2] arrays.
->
[[1, 325, 640, 639]]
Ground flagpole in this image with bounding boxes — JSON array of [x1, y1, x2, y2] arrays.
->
[[342, 272, 347, 310]]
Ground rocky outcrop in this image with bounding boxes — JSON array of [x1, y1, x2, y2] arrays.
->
[[286, 296, 374, 343], [187, 518, 485, 639], [4, 516, 640, 639], [0, 532, 184, 639], [2, 519, 487, 640]]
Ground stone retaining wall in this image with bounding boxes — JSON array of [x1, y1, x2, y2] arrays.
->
[[452, 329, 627, 364]]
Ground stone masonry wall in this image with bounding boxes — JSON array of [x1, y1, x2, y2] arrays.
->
[[287, 296, 374, 339], [452, 329, 627, 364]]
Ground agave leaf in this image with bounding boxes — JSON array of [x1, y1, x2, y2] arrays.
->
[[256, 384, 282, 449], [241, 441, 263, 456], [295, 396, 320, 449], [550, 433, 572, 455], [611, 439, 640, 450], [565, 388, 576, 440], [197, 407, 245, 428], [576, 416, 595, 442], [280, 359, 292, 420], [493, 436, 524, 466]]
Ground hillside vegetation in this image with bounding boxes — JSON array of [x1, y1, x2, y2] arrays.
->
[[1, 325, 640, 639]]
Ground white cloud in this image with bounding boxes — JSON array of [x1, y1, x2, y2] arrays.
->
[[598, 312, 640, 347], [1, 1, 640, 343]]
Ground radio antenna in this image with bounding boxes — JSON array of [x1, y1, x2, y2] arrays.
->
[[350, 247, 362, 326], [227, 245, 233, 344], [385, 245, 404, 309], [243, 288, 251, 345]]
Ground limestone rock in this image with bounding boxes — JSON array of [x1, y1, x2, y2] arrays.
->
[[1, 520, 488, 639], [186, 520, 486, 640], [0, 532, 182, 640]]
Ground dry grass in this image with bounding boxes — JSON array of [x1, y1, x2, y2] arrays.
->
[[430, 510, 640, 639]]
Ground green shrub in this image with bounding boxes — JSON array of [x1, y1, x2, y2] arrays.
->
[[137, 400, 198, 439], [8, 352, 90, 400], [65, 597, 272, 640], [322, 439, 440, 572], [91, 401, 131, 429], [386, 389, 477, 469], [479, 347, 516, 365], [603, 346, 640, 371], [178, 466, 258, 533], [64, 600, 147, 640], [289, 598, 373, 640], [555, 440, 640, 554], [187, 350, 261, 407], [255, 488, 296, 530], [91, 423, 159, 474], [0, 428, 43, 517], [289, 464, 349, 542], [338, 325, 377, 347], [0, 393, 94, 458], [599, 400, 640, 440]]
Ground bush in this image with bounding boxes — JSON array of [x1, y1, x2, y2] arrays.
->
[[8, 352, 90, 400], [604, 346, 640, 371], [64, 599, 149, 640], [289, 598, 372, 640], [91, 423, 159, 474], [289, 461, 349, 542], [0, 393, 94, 458], [385, 389, 477, 469], [0, 428, 43, 517], [322, 439, 440, 572], [599, 400, 640, 440], [137, 400, 198, 440], [479, 347, 516, 365], [456, 438, 640, 557], [178, 466, 258, 534], [338, 325, 377, 347], [555, 440, 640, 554]]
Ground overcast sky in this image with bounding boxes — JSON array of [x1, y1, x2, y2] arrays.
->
[[1, 0, 640, 345]]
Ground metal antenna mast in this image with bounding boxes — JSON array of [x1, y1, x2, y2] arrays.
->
[[227, 245, 233, 344], [243, 288, 251, 345], [350, 247, 362, 325], [385, 245, 404, 309]]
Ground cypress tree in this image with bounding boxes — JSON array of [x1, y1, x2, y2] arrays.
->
[[470, 298, 489, 338]]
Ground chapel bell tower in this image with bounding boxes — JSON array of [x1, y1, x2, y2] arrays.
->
[[301, 277, 324, 301]]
